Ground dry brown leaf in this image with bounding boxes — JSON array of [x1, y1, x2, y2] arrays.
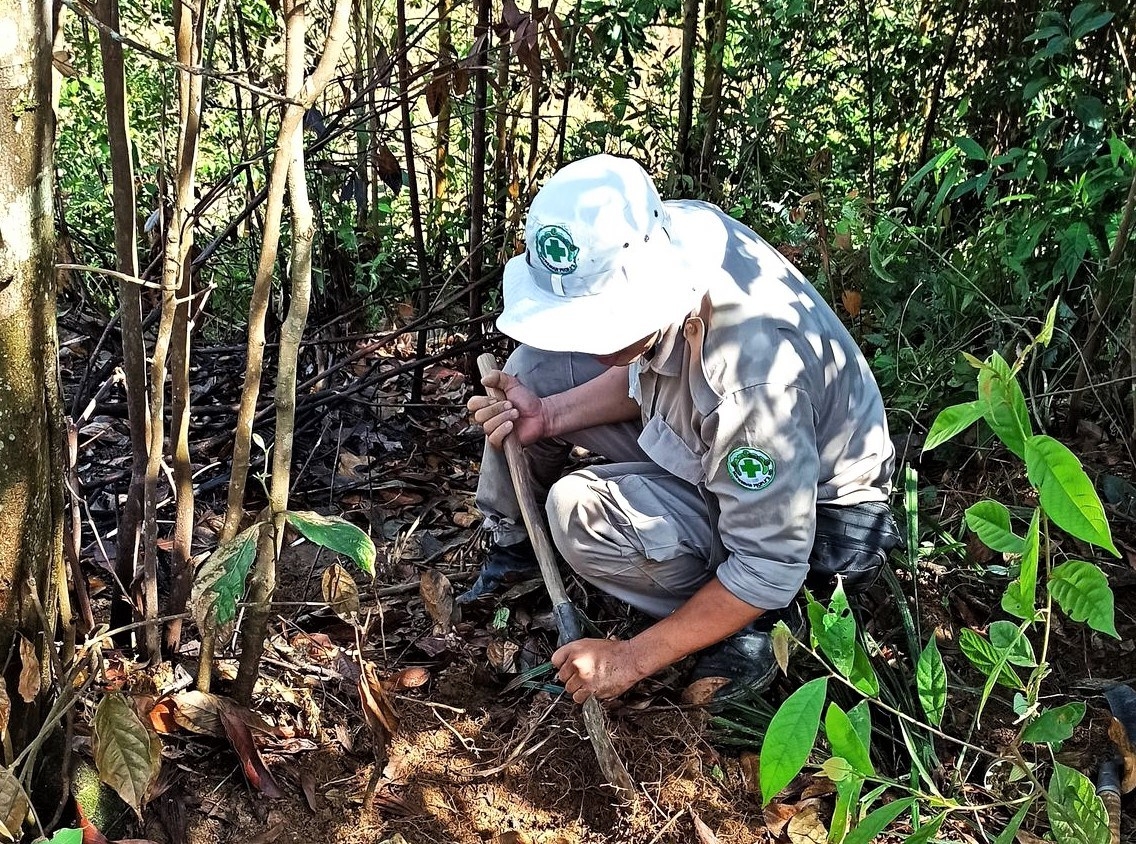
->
[[359, 661, 400, 757], [494, 833, 533, 844], [300, 770, 318, 812], [487, 639, 520, 673], [762, 801, 797, 836], [833, 231, 853, 251], [419, 569, 455, 633], [1106, 715, 1136, 792], [0, 769, 29, 840], [680, 677, 729, 707], [169, 691, 275, 738], [841, 289, 862, 317], [390, 667, 430, 690], [147, 698, 180, 734], [787, 806, 828, 843], [1015, 830, 1049, 844], [0, 682, 10, 736], [375, 145, 402, 195], [218, 707, 284, 798], [17, 635, 39, 703], [800, 776, 838, 799], [739, 751, 760, 795], [690, 808, 720, 844], [424, 73, 449, 117], [322, 564, 360, 620]]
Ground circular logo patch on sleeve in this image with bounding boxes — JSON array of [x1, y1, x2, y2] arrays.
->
[[535, 225, 580, 274], [726, 446, 776, 490]]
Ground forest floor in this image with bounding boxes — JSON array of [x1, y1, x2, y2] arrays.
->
[[60, 316, 1136, 844]]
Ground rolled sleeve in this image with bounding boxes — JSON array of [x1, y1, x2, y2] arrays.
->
[[702, 384, 819, 610]]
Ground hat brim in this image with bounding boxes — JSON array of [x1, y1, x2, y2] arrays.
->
[[497, 213, 713, 355]]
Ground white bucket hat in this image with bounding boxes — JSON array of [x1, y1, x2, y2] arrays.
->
[[496, 154, 707, 355]]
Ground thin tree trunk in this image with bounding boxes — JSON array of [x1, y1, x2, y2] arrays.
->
[[165, 0, 208, 656], [233, 0, 354, 704], [525, 0, 542, 190], [397, 0, 434, 403], [675, 0, 699, 186], [95, 0, 149, 645], [492, 30, 511, 257], [467, 0, 490, 374], [434, 0, 453, 206], [696, 0, 728, 192], [0, 0, 63, 757], [554, 1, 582, 169]]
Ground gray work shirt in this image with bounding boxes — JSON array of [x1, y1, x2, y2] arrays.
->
[[633, 201, 895, 610]]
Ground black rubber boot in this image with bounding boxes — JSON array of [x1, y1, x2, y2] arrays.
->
[[687, 602, 806, 705], [456, 539, 539, 604]]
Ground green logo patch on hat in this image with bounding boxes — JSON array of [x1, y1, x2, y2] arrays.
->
[[535, 225, 580, 275], [726, 446, 776, 490]]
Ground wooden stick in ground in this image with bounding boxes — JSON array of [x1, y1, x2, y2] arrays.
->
[[476, 353, 636, 802]]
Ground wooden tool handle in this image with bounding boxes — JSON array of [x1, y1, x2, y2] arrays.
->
[[476, 352, 636, 800], [477, 353, 576, 624]]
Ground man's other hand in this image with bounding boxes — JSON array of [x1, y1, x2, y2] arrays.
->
[[467, 369, 548, 448], [552, 638, 644, 703]]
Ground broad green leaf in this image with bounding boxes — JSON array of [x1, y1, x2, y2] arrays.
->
[[191, 523, 260, 627], [905, 812, 946, 844], [847, 700, 872, 750], [286, 510, 377, 576], [993, 799, 1034, 844], [806, 584, 856, 678], [955, 136, 987, 160], [759, 677, 828, 805], [1022, 702, 1086, 744], [916, 637, 947, 726], [923, 401, 984, 452], [844, 797, 916, 844], [1025, 436, 1118, 555], [965, 500, 1025, 553], [0, 770, 28, 842], [93, 693, 163, 818], [849, 641, 880, 697], [988, 621, 1036, 666], [1050, 560, 1119, 638], [959, 629, 1022, 689], [830, 776, 862, 841], [821, 756, 856, 783], [825, 703, 875, 777], [1001, 508, 1040, 621], [1047, 762, 1110, 844], [978, 352, 1031, 459], [42, 828, 83, 844]]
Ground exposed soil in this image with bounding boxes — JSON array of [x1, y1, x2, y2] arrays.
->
[[60, 317, 1136, 844]]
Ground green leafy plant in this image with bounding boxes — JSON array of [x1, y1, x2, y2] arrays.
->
[[744, 307, 1118, 842]]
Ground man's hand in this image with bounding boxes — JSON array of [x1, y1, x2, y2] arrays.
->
[[552, 638, 645, 703], [467, 369, 548, 447]]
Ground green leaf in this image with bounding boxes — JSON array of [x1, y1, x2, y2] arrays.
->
[[759, 677, 828, 805], [978, 352, 1031, 458], [1025, 436, 1118, 555], [825, 703, 875, 777], [849, 641, 880, 697], [807, 584, 856, 678], [847, 700, 872, 750], [42, 828, 83, 844], [1001, 508, 1040, 621], [821, 755, 857, 783], [830, 776, 862, 841], [993, 799, 1035, 844], [844, 797, 916, 844], [916, 637, 947, 726], [905, 812, 946, 844], [1022, 702, 1086, 744], [955, 136, 987, 161], [1047, 762, 1111, 844], [923, 401, 984, 452], [988, 621, 1036, 666], [1050, 560, 1119, 638], [286, 510, 377, 576], [965, 500, 1026, 553], [959, 629, 1023, 689], [191, 523, 260, 627], [93, 693, 163, 818]]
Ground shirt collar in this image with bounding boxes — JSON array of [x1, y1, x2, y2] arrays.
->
[[645, 315, 690, 376]]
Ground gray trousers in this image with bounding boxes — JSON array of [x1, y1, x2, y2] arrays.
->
[[475, 347, 717, 618]]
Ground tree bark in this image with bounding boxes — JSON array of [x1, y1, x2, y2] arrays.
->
[[675, 0, 699, 187], [0, 0, 63, 756]]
